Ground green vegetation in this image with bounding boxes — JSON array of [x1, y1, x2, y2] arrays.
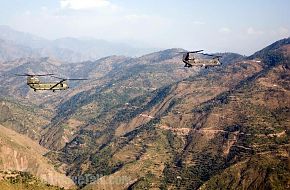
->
[[199, 154, 290, 190], [0, 171, 68, 190]]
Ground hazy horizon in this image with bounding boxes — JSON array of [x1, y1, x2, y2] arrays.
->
[[1, 0, 290, 55]]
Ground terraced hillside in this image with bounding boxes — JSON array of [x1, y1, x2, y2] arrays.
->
[[45, 38, 289, 189], [0, 97, 52, 140]]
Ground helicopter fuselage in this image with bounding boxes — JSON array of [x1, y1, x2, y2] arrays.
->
[[183, 58, 221, 68], [27, 76, 68, 92], [28, 82, 69, 91]]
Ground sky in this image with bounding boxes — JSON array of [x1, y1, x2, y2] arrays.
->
[[0, 0, 289, 55]]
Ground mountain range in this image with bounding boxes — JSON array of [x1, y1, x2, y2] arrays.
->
[[0, 25, 157, 63], [0, 32, 289, 190]]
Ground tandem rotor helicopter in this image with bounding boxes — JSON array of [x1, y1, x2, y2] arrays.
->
[[15, 73, 88, 92], [181, 50, 222, 69]]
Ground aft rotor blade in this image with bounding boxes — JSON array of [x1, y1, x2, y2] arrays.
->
[[50, 76, 65, 80], [15, 74, 29, 76], [50, 79, 66, 90], [67, 78, 88, 81], [34, 74, 54, 76]]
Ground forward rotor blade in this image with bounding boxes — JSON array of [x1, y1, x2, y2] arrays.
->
[[34, 74, 54, 76], [15, 74, 29, 76], [15, 73, 54, 77], [178, 50, 204, 54], [201, 53, 215, 56], [189, 50, 204, 53]]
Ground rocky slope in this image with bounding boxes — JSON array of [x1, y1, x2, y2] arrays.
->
[[0, 124, 76, 189]]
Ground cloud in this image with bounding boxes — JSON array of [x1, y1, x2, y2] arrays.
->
[[60, 0, 114, 10], [219, 27, 231, 33], [247, 27, 264, 35]]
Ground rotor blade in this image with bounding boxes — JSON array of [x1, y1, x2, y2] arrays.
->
[[201, 53, 215, 56], [50, 79, 66, 90], [34, 74, 54, 76], [67, 78, 88, 81], [189, 50, 204, 53], [178, 50, 204, 54], [50, 76, 87, 81], [15, 74, 29, 76], [15, 73, 54, 76], [50, 76, 65, 80], [177, 52, 189, 54]]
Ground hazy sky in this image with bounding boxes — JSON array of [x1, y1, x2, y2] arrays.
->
[[1, 0, 289, 55]]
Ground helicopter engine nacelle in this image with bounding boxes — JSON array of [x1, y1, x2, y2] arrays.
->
[[27, 76, 40, 84]]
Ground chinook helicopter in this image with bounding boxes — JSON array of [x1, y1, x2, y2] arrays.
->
[[181, 50, 222, 69], [15, 73, 87, 92]]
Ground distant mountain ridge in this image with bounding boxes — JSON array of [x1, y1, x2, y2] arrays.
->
[[0, 25, 157, 62], [0, 39, 36, 63]]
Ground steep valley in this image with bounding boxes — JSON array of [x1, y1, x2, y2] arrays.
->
[[46, 39, 289, 189]]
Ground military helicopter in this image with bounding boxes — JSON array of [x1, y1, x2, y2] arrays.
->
[[181, 50, 222, 69], [15, 73, 87, 92]]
